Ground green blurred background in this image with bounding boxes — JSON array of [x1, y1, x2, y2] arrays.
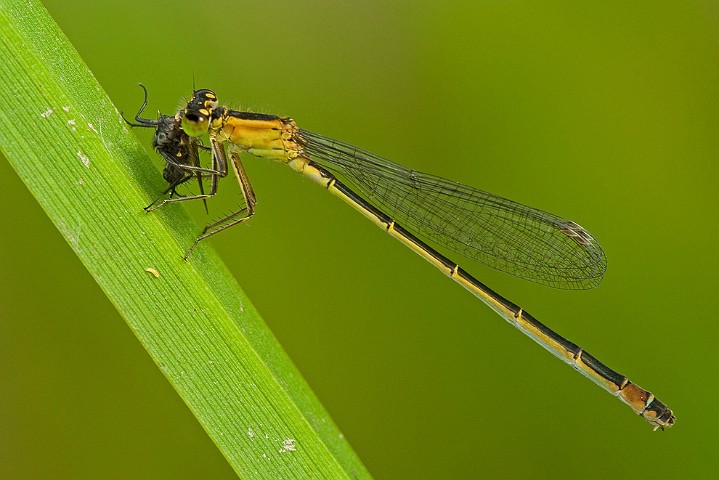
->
[[1, 1, 717, 478]]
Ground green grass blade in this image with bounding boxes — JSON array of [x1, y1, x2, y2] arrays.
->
[[0, 1, 370, 478]]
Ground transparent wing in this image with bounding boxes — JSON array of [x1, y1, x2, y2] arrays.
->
[[301, 129, 607, 289]]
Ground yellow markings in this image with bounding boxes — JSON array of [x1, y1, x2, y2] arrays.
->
[[226, 116, 284, 131], [219, 115, 289, 158], [454, 268, 487, 296], [449, 265, 528, 320], [388, 226, 453, 275], [328, 184, 387, 230], [575, 351, 622, 393], [246, 147, 287, 159], [144, 267, 160, 278], [287, 156, 310, 173], [199, 108, 210, 116], [513, 311, 577, 363]]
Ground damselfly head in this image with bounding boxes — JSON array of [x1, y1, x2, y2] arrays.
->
[[182, 89, 218, 137]]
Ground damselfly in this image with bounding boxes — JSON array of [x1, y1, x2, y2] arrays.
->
[[129, 86, 675, 429]]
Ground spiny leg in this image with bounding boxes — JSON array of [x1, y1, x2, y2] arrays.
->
[[184, 149, 256, 259], [146, 139, 228, 212]]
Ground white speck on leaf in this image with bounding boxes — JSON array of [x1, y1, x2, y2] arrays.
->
[[280, 438, 296, 452], [77, 151, 90, 168], [40, 108, 53, 118]]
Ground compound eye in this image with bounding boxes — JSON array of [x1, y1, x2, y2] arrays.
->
[[182, 109, 210, 137]]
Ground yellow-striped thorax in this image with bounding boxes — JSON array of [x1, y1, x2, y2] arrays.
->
[[181, 89, 306, 168]]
